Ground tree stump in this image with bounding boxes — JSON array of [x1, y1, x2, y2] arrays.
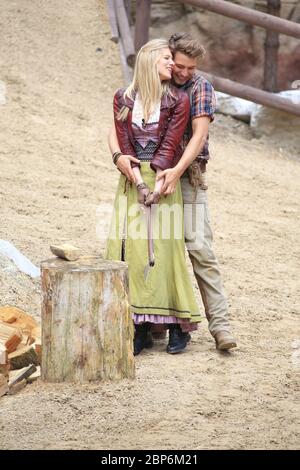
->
[[41, 257, 134, 382]]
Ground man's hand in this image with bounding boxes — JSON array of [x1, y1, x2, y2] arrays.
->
[[116, 155, 140, 183], [156, 167, 182, 195]]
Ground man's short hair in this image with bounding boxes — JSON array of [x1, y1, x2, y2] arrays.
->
[[169, 32, 205, 60]]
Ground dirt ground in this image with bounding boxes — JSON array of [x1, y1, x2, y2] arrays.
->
[[0, 0, 299, 450]]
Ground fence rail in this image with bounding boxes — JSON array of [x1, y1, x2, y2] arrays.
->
[[106, 0, 300, 114], [177, 0, 300, 38]]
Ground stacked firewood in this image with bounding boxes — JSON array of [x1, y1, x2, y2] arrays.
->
[[0, 306, 41, 397]]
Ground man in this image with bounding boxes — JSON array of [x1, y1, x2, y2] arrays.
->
[[108, 32, 237, 351]]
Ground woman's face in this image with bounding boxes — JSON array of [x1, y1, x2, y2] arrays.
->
[[157, 47, 174, 81]]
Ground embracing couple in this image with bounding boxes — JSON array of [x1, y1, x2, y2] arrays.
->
[[106, 32, 237, 356]]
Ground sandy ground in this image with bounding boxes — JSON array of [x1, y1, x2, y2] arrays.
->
[[0, 0, 300, 450]]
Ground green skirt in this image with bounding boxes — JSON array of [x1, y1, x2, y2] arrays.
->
[[105, 163, 201, 323]]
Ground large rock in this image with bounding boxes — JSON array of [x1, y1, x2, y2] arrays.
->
[[250, 90, 300, 151], [216, 91, 256, 122]]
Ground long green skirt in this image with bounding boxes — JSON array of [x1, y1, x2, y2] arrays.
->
[[105, 163, 201, 323]]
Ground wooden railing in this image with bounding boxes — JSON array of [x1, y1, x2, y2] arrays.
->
[[106, 0, 300, 116]]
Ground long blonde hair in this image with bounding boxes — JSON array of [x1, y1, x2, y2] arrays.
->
[[118, 39, 172, 122]]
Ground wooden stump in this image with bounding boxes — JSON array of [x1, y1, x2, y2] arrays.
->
[[41, 257, 134, 382]]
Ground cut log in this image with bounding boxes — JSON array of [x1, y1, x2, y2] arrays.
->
[[50, 243, 81, 261], [114, 0, 136, 66], [41, 257, 134, 382], [0, 364, 9, 379], [0, 321, 22, 353], [0, 343, 7, 365], [178, 0, 300, 39], [8, 364, 37, 387], [0, 344, 9, 379], [33, 340, 42, 364], [20, 334, 29, 347], [0, 306, 39, 341], [1, 313, 17, 324], [0, 374, 8, 397], [26, 366, 41, 383], [135, 0, 151, 51], [31, 326, 41, 341], [8, 345, 40, 370]]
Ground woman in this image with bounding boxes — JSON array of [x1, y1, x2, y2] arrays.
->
[[106, 39, 201, 355]]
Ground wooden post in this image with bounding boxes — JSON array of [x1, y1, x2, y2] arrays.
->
[[41, 257, 134, 382], [124, 0, 132, 20], [119, 39, 133, 85], [135, 0, 152, 52], [200, 70, 300, 117], [106, 0, 119, 43], [114, 0, 136, 66], [263, 0, 281, 92]]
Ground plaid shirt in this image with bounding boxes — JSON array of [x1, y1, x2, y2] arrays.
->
[[172, 72, 216, 160]]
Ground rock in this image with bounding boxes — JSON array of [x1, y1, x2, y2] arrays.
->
[[50, 243, 81, 261], [8, 345, 40, 370], [216, 91, 256, 123], [0, 343, 7, 365], [0, 306, 39, 347], [250, 90, 300, 150]]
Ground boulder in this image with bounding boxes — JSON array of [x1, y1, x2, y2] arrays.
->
[[216, 91, 256, 123], [250, 90, 300, 150]]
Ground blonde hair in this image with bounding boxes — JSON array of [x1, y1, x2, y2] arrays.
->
[[118, 39, 172, 122]]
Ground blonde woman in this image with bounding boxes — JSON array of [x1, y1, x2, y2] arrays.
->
[[106, 39, 201, 355]]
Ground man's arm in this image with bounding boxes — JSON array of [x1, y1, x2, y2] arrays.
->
[[157, 116, 210, 194], [108, 125, 140, 182]]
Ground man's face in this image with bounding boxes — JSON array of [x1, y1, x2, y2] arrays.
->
[[172, 52, 197, 85]]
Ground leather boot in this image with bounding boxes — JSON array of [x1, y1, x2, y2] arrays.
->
[[134, 323, 151, 356], [166, 324, 190, 354], [214, 330, 237, 350]]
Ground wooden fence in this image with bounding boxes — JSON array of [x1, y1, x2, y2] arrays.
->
[[106, 0, 300, 116]]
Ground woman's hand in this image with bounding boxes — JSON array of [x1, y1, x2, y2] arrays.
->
[[116, 155, 140, 183], [156, 167, 181, 195]]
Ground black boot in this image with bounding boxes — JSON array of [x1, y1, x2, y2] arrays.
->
[[134, 323, 151, 356], [167, 324, 190, 354], [144, 331, 154, 349]]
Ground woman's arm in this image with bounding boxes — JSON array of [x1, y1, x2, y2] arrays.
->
[[108, 124, 140, 183], [150, 92, 190, 172], [113, 90, 137, 160]]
